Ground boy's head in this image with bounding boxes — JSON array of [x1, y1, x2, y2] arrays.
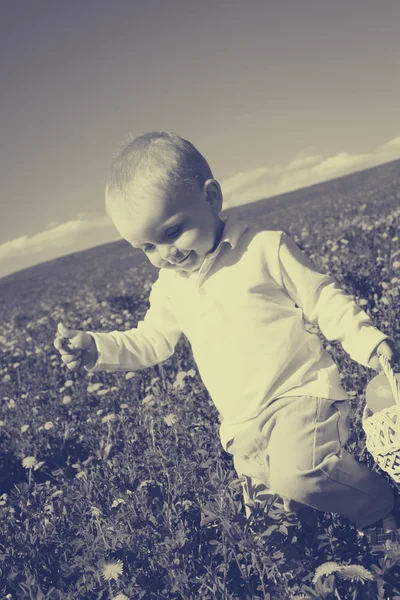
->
[[105, 131, 224, 272]]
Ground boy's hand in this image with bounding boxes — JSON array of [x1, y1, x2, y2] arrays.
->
[[368, 338, 399, 372], [54, 323, 98, 371]]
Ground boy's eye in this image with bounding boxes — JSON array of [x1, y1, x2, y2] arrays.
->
[[166, 225, 182, 238], [142, 225, 182, 253]]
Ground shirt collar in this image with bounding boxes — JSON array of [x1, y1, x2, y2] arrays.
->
[[169, 213, 250, 284], [195, 214, 250, 286], [214, 213, 250, 252]]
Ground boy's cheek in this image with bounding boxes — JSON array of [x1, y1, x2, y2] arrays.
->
[[147, 254, 165, 269]]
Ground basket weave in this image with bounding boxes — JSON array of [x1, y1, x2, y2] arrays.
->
[[362, 354, 400, 483]]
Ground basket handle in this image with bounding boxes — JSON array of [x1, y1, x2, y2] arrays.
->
[[378, 354, 400, 409]]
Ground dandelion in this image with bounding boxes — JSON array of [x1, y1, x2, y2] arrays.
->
[[22, 456, 38, 469], [111, 498, 126, 508], [44, 421, 54, 430], [76, 470, 88, 482], [164, 413, 177, 427], [102, 413, 116, 424], [88, 383, 103, 392], [97, 389, 109, 396], [338, 564, 374, 582], [21, 424, 29, 433], [384, 539, 400, 561], [101, 559, 124, 581], [142, 394, 155, 405]]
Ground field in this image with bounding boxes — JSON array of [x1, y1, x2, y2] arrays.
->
[[1, 159, 400, 599]]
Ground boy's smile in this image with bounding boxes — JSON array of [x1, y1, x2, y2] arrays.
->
[[110, 179, 225, 273]]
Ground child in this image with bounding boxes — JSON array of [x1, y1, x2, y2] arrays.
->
[[54, 131, 399, 554]]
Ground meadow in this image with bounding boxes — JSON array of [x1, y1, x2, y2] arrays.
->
[[1, 159, 400, 599]]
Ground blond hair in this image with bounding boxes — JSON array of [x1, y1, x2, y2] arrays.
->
[[105, 131, 213, 217]]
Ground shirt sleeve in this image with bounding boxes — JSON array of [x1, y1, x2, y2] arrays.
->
[[85, 274, 182, 372], [278, 232, 395, 368]]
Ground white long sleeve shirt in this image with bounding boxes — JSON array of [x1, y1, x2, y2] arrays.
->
[[87, 214, 392, 450]]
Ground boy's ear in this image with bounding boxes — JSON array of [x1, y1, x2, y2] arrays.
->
[[203, 179, 223, 212]]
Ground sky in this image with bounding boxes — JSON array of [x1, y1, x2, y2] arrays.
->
[[1, 0, 399, 279]]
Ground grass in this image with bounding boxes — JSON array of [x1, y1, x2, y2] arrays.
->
[[1, 159, 400, 599]]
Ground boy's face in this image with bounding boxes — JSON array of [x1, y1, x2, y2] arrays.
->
[[110, 179, 224, 273]]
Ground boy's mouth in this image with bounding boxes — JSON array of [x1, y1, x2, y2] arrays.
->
[[175, 251, 192, 264]]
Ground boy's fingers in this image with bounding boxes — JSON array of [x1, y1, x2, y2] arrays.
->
[[54, 336, 63, 350], [58, 322, 73, 336], [62, 352, 82, 364], [57, 322, 80, 342], [66, 357, 82, 371], [54, 336, 75, 354]]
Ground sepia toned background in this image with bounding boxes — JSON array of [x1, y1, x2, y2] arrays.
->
[[1, 0, 399, 278]]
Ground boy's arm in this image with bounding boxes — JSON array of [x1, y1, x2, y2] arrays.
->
[[85, 275, 182, 372], [278, 232, 396, 369]]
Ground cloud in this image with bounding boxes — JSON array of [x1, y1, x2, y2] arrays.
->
[[221, 135, 400, 208], [1, 134, 399, 278], [0, 215, 115, 261], [0, 214, 121, 278]]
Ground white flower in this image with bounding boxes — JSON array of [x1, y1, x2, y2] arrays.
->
[[142, 394, 155, 405], [111, 498, 126, 508], [76, 470, 88, 481], [112, 594, 129, 600], [22, 456, 38, 469], [21, 424, 30, 433], [164, 413, 177, 427], [64, 380, 74, 388], [125, 372, 135, 380], [337, 564, 374, 582], [313, 561, 342, 584], [91, 506, 102, 517], [0, 420, 6, 427], [62, 395, 72, 404], [101, 559, 124, 581], [88, 383, 103, 392], [97, 389, 109, 396], [101, 413, 116, 424], [44, 421, 54, 430]]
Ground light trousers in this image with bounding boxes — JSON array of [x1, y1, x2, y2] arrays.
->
[[226, 395, 394, 529]]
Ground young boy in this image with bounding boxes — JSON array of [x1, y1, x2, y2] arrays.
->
[[54, 131, 399, 553]]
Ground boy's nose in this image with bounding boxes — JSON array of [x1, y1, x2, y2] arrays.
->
[[159, 245, 178, 262]]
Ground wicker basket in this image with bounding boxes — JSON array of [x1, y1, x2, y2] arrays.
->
[[362, 354, 400, 483]]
